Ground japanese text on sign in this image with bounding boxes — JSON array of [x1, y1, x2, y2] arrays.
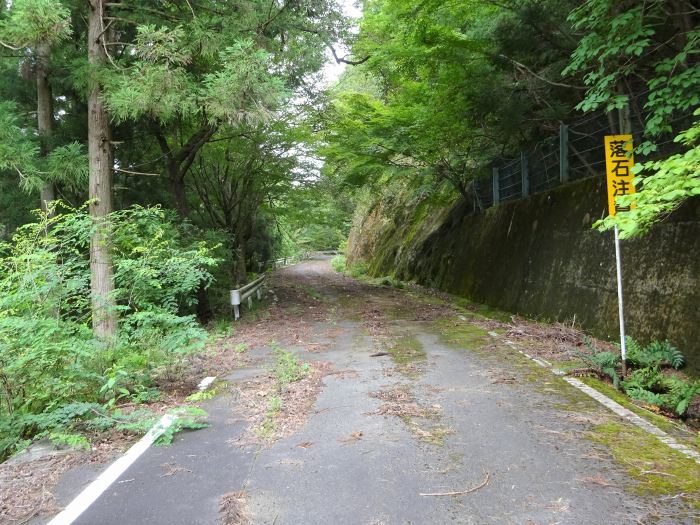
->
[[604, 135, 636, 216]]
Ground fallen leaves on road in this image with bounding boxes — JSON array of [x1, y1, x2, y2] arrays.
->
[[338, 430, 364, 444], [219, 490, 251, 525], [159, 462, 192, 477], [232, 361, 334, 447]]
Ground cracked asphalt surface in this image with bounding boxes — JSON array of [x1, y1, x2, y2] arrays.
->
[[36, 259, 694, 524]]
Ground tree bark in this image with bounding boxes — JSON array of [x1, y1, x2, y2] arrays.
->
[[88, 0, 117, 340], [36, 43, 55, 214], [153, 122, 217, 220], [234, 221, 248, 286]]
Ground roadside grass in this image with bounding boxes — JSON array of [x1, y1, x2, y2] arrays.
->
[[257, 395, 282, 440], [208, 317, 235, 341], [256, 344, 312, 441], [270, 343, 310, 387]]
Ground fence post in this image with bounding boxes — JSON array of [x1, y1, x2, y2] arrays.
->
[[521, 153, 529, 198], [559, 123, 569, 183], [492, 167, 500, 205]]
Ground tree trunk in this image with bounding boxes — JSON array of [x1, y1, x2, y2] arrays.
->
[[234, 229, 248, 286], [88, 0, 117, 340], [170, 170, 189, 219], [36, 43, 55, 214]]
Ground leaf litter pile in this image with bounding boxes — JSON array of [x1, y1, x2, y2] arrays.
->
[[230, 361, 334, 447], [219, 490, 251, 525]]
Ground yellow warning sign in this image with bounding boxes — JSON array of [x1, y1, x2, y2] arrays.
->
[[604, 135, 636, 216]]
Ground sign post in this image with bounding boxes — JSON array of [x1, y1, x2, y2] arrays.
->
[[603, 135, 635, 376]]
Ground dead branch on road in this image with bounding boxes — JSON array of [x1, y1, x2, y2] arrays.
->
[[419, 472, 490, 497]]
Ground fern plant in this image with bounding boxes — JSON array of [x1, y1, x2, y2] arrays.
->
[[575, 344, 621, 389], [625, 337, 684, 369]]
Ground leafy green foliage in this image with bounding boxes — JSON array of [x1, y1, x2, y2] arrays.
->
[[271, 344, 310, 388], [622, 367, 700, 417], [349, 261, 369, 279], [576, 342, 621, 389], [0, 102, 88, 193], [626, 337, 684, 370], [322, 0, 579, 199], [331, 255, 347, 273], [0, 0, 72, 48], [565, 0, 700, 238], [156, 407, 209, 446], [595, 110, 700, 237], [0, 204, 218, 460], [576, 336, 696, 417]]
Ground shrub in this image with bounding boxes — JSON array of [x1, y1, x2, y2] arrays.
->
[[0, 204, 219, 460], [330, 254, 346, 273], [349, 260, 369, 278]]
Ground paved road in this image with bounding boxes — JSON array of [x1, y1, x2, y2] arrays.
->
[[41, 260, 690, 524]]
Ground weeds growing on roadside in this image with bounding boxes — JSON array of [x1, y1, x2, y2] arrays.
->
[[574, 336, 699, 418], [0, 204, 219, 460], [270, 343, 310, 388]]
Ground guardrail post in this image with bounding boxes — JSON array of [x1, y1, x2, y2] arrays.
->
[[247, 296, 253, 309], [521, 153, 529, 198], [230, 289, 241, 321], [559, 123, 569, 183], [492, 167, 500, 205]]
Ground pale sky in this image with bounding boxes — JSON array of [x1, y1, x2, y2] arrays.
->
[[321, 0, 363, 87]]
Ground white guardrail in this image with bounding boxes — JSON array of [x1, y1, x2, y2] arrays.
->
[[257, 252, 311, 272], [232, 251, 339, 320], [230, 275, 265, 321]]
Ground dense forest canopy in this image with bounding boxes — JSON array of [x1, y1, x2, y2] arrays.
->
[[0, 0, 697, 460]]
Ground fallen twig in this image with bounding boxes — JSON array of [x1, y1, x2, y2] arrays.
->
[[419, 472, 490, 497]]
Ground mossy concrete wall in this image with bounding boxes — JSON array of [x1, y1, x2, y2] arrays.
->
[[348, 177, 700, 374]]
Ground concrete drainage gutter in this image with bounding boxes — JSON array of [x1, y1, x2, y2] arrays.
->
[[495, 334, 700, 465]]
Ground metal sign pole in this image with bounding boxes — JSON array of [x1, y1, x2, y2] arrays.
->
[[613, 224, 627, 376], [603, 134, 635, 377]]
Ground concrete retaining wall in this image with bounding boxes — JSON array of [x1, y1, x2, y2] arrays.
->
[[348, 177, 700, 374]]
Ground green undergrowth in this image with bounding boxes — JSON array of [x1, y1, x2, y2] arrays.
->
[[257, 395, 282, 440], [185, 380, 227, 403], [207, 317, 235, 341], [235, 294, 272, 323], [270, 343, 310, 388], [588, 421, 700, 509], [0, 205, 219, 461], [330, 254, 346, 273], [257, 345, 311, 440]]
